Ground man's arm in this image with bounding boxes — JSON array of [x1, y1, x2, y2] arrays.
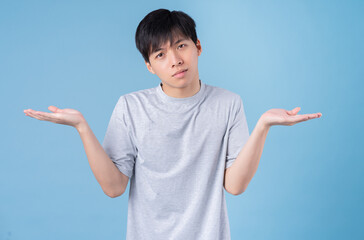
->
[[24, 106, 129, 198], [223, 107, 322, 196], [77, 120, 129, 198], [224, 117, 269, 195]]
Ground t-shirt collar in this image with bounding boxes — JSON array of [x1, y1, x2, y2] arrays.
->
[[156, 79, 205, 104]]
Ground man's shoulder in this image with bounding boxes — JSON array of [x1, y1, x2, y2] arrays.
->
[[118, 85, 157, 102], [204, 83, 242, 103]]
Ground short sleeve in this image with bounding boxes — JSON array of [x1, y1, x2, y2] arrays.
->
[[102, 96, 137, 178], [225, 96, 250, 169]]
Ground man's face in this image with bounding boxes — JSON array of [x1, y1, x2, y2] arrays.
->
[[145, 35, 202, 90]]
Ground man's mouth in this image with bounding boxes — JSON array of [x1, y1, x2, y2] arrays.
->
[[173, 69, 188, 77]]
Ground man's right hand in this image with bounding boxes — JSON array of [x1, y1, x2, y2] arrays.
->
[[24, 106, 86, 130], [24, 105, 129, 197]]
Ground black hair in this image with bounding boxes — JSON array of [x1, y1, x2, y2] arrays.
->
[[135, 9, 198, 63]]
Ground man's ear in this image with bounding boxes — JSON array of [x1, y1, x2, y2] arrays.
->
[[145, 61, 155, 74], [196, 39, 202, 56]]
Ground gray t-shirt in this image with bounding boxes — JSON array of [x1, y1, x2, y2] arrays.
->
[[102, 80, 250, 239]]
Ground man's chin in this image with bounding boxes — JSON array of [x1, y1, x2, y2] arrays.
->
[[162, 79, 191, 89]]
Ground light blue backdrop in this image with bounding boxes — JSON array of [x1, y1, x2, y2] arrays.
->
[[1, 0, 363, 239]]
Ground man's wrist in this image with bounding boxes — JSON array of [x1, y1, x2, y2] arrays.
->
[[75, 119, 89, 134], [257, 115, 271, 132]]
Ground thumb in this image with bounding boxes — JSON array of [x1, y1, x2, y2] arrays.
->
[[48, 105, 62, 113], [288, 107, 301, 115]]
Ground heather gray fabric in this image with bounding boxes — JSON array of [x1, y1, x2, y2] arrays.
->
[[102, 80, 250, 240]]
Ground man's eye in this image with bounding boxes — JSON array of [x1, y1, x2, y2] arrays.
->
[[156, 53, 164, 58], [178, 44, 186, 49]]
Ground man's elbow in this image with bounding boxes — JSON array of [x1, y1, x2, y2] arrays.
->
[[229, 189, 245, 196], [104, 187, 125, 198], [225, 185, 247, 196]]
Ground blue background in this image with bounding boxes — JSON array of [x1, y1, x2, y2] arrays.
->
[[1, 0, 363, 239]]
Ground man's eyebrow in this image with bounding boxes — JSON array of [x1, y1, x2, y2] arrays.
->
[[152, 38, 187, 54]]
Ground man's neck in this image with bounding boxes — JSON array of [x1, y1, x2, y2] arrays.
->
[[161, 79, 201, 98]]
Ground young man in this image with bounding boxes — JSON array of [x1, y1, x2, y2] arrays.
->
[[24, 9, 322, 240]]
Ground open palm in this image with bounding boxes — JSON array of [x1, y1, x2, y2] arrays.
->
[[261, 107, 322, 127], [24, 106, 85, 128]]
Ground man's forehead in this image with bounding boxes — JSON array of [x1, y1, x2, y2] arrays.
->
[[160, 37, 188, 48]]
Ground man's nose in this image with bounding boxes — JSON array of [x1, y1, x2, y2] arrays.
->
[[170, 51, 183, 67]]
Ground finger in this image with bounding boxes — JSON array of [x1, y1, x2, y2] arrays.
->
[[48, 106, 57, 112], [293, 107, 301, 114], [25, 109, 42, 116], [287, 114, 309, 123], [296, 114, 309, 121], [48, 106, 61, 113], [25, 109, 54, 118], [24, 109, 34, 114], [25, 111, 47, 121], [24, 109, 37, 113], [34, 110, 54, 118], [35, 111, 60, 122], [291, 113, 320, 123], [288, 107, 300, 115], [27, 110, 55, 121], [306, 113, 322, 119]]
